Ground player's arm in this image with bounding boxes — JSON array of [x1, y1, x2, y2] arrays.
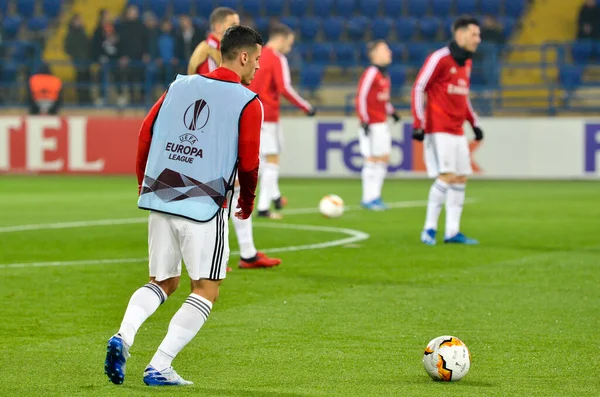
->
[[136, 91, 167, 194], [411, 54, 443, 131], [187, 41, 221, 75], [275, 55, 314, 115], [466, 96, 484, 140], [386, 100, 400, 122], [357, 66, 377, 128], [236, 97, 263, 219]]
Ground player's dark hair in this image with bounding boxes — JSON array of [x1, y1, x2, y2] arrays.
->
[[220, 25, 264, 61], [209, 7, 237, 27], [269, 23, 293, 38], [367, 40, 387, 56], [452, 15, 480, 32]]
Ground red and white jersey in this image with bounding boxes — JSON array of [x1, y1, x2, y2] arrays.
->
[[248, 46, 312, 122], [356, 65, 395, 124], [196, 33, 220, 75], [411, 47, 479, 136]]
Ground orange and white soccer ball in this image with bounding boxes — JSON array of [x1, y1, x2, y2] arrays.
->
[[319, 194, 344, 218], [423, 336, 471, 381]]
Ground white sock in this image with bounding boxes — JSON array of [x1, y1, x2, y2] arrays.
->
[[232, 188, 257, 259], [424, 179, 449, 231], [373, 162, 388, 200], [445, 183, 466, 238], [257, 163, 278, 212], [271, 167, 281, 200], [150, 294, 212, 371], [361, 160, 378, 203], [118, 283, 167, 346]]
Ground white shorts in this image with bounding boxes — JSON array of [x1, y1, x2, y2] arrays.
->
[[359, 122, 392, 158], [148, 209, 229, 281], [424, 132, 473, 178], [260, 122, 283, 156]]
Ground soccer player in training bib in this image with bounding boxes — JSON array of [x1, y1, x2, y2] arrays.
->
[[356, 40, 401, 211], [104, 26, 264, 386], [411, 15, 484, 245], [248, 23, 315, 219]]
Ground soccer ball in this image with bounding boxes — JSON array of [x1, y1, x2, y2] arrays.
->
[[423, 335, 471, 382], [319, 194, 344, 218]]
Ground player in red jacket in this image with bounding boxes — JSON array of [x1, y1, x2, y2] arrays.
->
[[411, 15, 484, 246], [355, 40, 400, 211], [248, 23, 315, 219]]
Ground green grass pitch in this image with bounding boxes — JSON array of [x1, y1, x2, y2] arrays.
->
[[0, 176, 599, 396]]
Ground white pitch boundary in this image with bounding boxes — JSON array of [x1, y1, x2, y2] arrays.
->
[[0, 223, 369, 269]]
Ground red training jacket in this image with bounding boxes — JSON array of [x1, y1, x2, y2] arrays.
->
[[355, 65, 395, 124]]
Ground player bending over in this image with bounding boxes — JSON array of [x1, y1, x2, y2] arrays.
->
[[356, 40, 400, 210], [411, 15, 484, 245], [104, 25, 264, 386], [248, 23, 315, 219]]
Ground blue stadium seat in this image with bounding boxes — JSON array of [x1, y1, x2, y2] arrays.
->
[[388, 65, 406, 93], [293, 42, 310, 60], [17, 0, 36, 18], [148, 0, 169, 19], [128, 0, 146, 11], [0, 0, 8, 14], [419, 16, 441, 40], [456, 0, 477, 15], [347, 15, 369, 41], [1, 61, 18, 83], [300, 65, 325, 91], [559, 65, 582, 90], [358, 43, 370, 66], [504, 0, 526, 18], [571, 41, 594, 64], [323, 17, 345, 41], [406, 42, 429, 66], [243, 0, 263, 17], [358, 0, 380, 18], [280, 16, 300, 31], [311, 42, 334, 65], [498, 16, 517, 39], [42, 0, 62, 18], [313, 0, 334, 16], [289, 0, 309, 16], [253, 16, 271, 39], [371, 17, 393, 40], [3, 16, 22, 39], [28, 16, 49, 32], [218, 0, 239, 11], [173, 0, 191, 15], [480, 0, 502, 16], [395, 17, 418, 41], [407, 0, 428, 18], [431, 0, 452, 18], [265, 0, 285, 17], [383, 0, 402, 17], [300, 17, 321, 41], [195, 0, 214, 17], [334, 42, 357, 67], [336, 0, 356, 17], [470, 68, 486, 86], [390, 42, 405, 63]]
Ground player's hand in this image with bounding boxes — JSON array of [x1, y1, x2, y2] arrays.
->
[[391, 112, 401, 123], [306, 108, 316, 117], [235, 200, 252, 220], [412, 128, 425, 142], [362, 123, 370, 135], [473, 126, 484, 141]]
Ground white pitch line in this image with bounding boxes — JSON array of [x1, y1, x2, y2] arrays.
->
[[0, 223, 370, 269]]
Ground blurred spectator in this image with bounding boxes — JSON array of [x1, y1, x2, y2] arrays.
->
[[144, 12, 159, 60], [175, 16, 202, 66], [117, 5, 150, 105], [157, 20, 178, 83], [92, 9, 119, 105], [577, 0, 600, 40], [65, 14, 91, 104], [480, 15, 505, 45], [28, 63, 63, 115]]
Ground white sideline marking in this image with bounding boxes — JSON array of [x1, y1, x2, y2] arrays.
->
[[0, 223, 369, 269]]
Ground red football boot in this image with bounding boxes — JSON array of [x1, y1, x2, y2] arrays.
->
[[239, 252, 282, 269]]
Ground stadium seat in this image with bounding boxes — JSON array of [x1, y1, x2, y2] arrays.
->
[[265, 0, 285, 17], [388, 65, 406, 93], [300, 17, 321, 41], [559, 65, 582, 90], [335, 0, 356, 17], [195, 0, 214, 17], [323, 17, 345, 41], [498, 16, 517, 39], [390, 42, 406, 63], [383, 0, 403, 17], [17, 0, 36, 18], [279, 16, 300, 31], [419, 16, 441, 40], [240, 0, 261, 17], [395, 17, 418, 41], [334, 42, 357, 67], [173, 0, 191, 15], [571, 41, 594, 64], [0, 0, 8, 14], [311, 42, 334, 65], [148, 0, 169, 19], [289, 0, 309, 16], [128, 0, 146, 10], [480, 0, 502, 16], [406, 42, 429, 66], [253, 16, 271, 39], [292, 42, 310, 60], [456, 0, 477, 15], [3, 16, 22, 39], [28, 16, 49, 32], [407, 0, 428, 18], [371, 17, 393, 40], [300, 65, 325, 91], [313, 0, 334, 16], [218, 0, 239, 11], [504, 0, 526, 18], [470, 68, 486, 86], [431, 0, 452, 18], [358, 0, 380, 18], [347, 15, 369, 41], [358, 43, 370, 66], [42, 0, 62, 18]]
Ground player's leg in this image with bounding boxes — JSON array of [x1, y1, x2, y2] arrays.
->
[[359, 125, 383, 210], [271, 123, 287, 210], [105, 212, 182, 385], [444, 136, 478, 244], [257, 123, 283, 219], [370, 123, 392, 208]]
